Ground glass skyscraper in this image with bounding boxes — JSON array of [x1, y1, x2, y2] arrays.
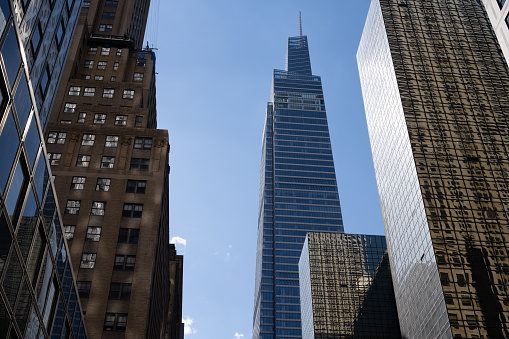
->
[[253, 33, 343, 339]]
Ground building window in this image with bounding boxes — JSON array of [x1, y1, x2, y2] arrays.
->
[[122, 203, 143, 218], [64, 103, 77, 113], [80, 253, 96, 269], [88, 47, 97, 54], [102, 12, 115, 19], [76, 154, 91, 167], [116, 48, 122, 56], [82, 1, 91, 8], [40, 66, 50, 97], [91, 201, 106, 216], [105, 135, 119, 147], [97, 61, 107, 70], [126, 180, 146, 194], [31, 21, 43, 56], [84, 60, 94, 69], [60, 120, 71, 124], [105, 0, 118, 7], [78, 112, 87, 123], [133, 73, 144, 81], [64, 225, 75, 240], [103, 88, 114, 98], [101, 47, 111, 55], [104, 313, 127, 332], [101, 156, 115, 169], [55, 19, 65, 47], [122, 89, 135, 99], [48, 153, 62, 165], [47, 131, 67, 144], [118, 228, 139, 243], [77, 281, 91, 298], [134, 137, 152, 150], [65, 200, 81, 214], [115, 115, 127, 125], [113, 62, 119, 71], [135, 116, 143, 127], [94, 113, 106, 124], [94, 75, 104, 81], [84, 87, 96, 97], [81, 74, 91, 80], [109, 283, 131, 300], [130, 158, 149, 171], [71, 176, 86, 190], [86, 227, 102, 241], [96, 178, 111, 191], [110, 76, 116, 82], [69, 86, 81, 96], [81, 134, 96, 146], [114, 255, 136, 271], [136, 59, 146, 67], [99, 24, 113, 32]]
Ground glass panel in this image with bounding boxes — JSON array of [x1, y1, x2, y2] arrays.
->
[[0, 295, 9, 339], [15, 277, 31, 333], [17, 187, 38, 262], [0, 111, 19, 192], [2, 249, 22, 307], [14, 73, 32, 131], [24, 115, 40, 168], [5, 159, 27, 222], [0, 213, 11, 275], [33, 155, 48, 201], [1, 24, 21, 88]]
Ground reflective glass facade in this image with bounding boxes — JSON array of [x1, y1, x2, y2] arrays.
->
[[0, 0, 86, 338], [253, 35, 343, 339], [358, 0, 509, 338], [299, 232, 401, 339]]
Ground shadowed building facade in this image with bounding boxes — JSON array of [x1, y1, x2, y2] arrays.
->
[[253, 31, 343, 339], [44, 0, 178, 338], [358, 0, 509, 338], [0, 0, 88, 338], [299, 232, 401, 339]]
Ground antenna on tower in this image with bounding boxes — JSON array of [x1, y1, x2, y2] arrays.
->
[[299, 11, 302, 36]]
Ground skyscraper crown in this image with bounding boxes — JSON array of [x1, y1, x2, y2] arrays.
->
[[285, 36, 312, 75]]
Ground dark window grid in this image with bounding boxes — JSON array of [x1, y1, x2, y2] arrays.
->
[[113, 255, 136, 271], [81, 134, 95, 146], [96, 178, 111, 191], [77, 281, 91, 298], [130, 158, 149, 171], [126, 180, 146, 193], [101, 156, 115, 169], [115, 115, 127, 125], [108, 283, 131, 300], [80, 253, 96, 269], [134, 137, 152, 150], [76, 154, 91, 167], [122, 204, 143, 218], [104, 313, 127, 332], [118, 228, 139, 244]]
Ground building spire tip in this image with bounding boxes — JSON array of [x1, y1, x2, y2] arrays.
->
[[299, 11, 302, 36]]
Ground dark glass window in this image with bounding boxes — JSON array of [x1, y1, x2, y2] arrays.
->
[[135, 116, 143, 127], [0, 111, 19, 191], [104, 313, 127, 332], [95, 178, 110, 191], [33, 155, 48, 198], [122, 203, 143, 218], [0, 213, 12, 276], [31, 21, 42, 56], [5, 158, 29, 224], [133, 137, 152, 149], [117, 228, 139, 244], [14, 72, 31, 130], [55, 19, 64, 47], [2, 24, 22, 88], [108, 283, 131, 300], [39, 65, 50, 98], [77, 281, 91, 298], [130, 158, 149, 170], [126, 180, 146, 193], [105, 0, 118, 7], [113, 255, 135, 271]]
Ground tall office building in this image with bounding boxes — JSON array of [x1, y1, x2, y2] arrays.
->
[[0, 0, 88, 338], [481, 0, 509, 65], [253, 29, 344, 339], [299, 232, 401, 339], [358, 0, 509, 338], [44, 1, 176, 338]]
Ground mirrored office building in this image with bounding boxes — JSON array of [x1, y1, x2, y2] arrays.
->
[[358, 0, 509, 338], [0, 0, 86, 338], [299, 232, 401, 339]]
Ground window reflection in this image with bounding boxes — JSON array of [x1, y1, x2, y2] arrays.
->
[[14, 72, 32, 130], [0, 110, 19, 191], [24, 115, 40, 168], [1, 24, 21, 88]]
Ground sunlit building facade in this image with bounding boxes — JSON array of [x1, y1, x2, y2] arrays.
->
[[299, 232, 401, 339], [253, 34, 343, 339], [358, 0, 509, 338], [0, 0, 87, 338]]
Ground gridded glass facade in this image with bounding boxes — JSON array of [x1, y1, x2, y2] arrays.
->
[[299, 232, 401, 339], [253, 35, 343, 339], [358, 0, 509, 338], [0, 0, 86, 338]]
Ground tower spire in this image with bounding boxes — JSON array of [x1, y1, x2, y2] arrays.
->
[[299, 11, 302, 36]]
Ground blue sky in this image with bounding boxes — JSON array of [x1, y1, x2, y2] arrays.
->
[[147, 0, 376, 337]]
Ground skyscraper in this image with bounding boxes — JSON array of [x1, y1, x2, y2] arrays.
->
[[43, 0, 178, 338], [481, 0, 509, 65], [253, 27, 343, 338], [358, 0, 509, 338], [299, 232, 400, 339], [0, 0, 87, 338]]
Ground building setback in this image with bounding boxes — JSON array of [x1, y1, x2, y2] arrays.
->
[[0, 0, 87, 338], [44, 0, 180, 338], [299, 232, 401, 339], [253, 30, 343, 339], [358, 0, 509, 338], [481, 0, 509, 66]]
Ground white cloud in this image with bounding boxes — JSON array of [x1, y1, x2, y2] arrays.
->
[[233, 333, 244, 339], [171, 236, 187, 247], [183, 316, 197, 335], [226, 244, 232, 261]]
